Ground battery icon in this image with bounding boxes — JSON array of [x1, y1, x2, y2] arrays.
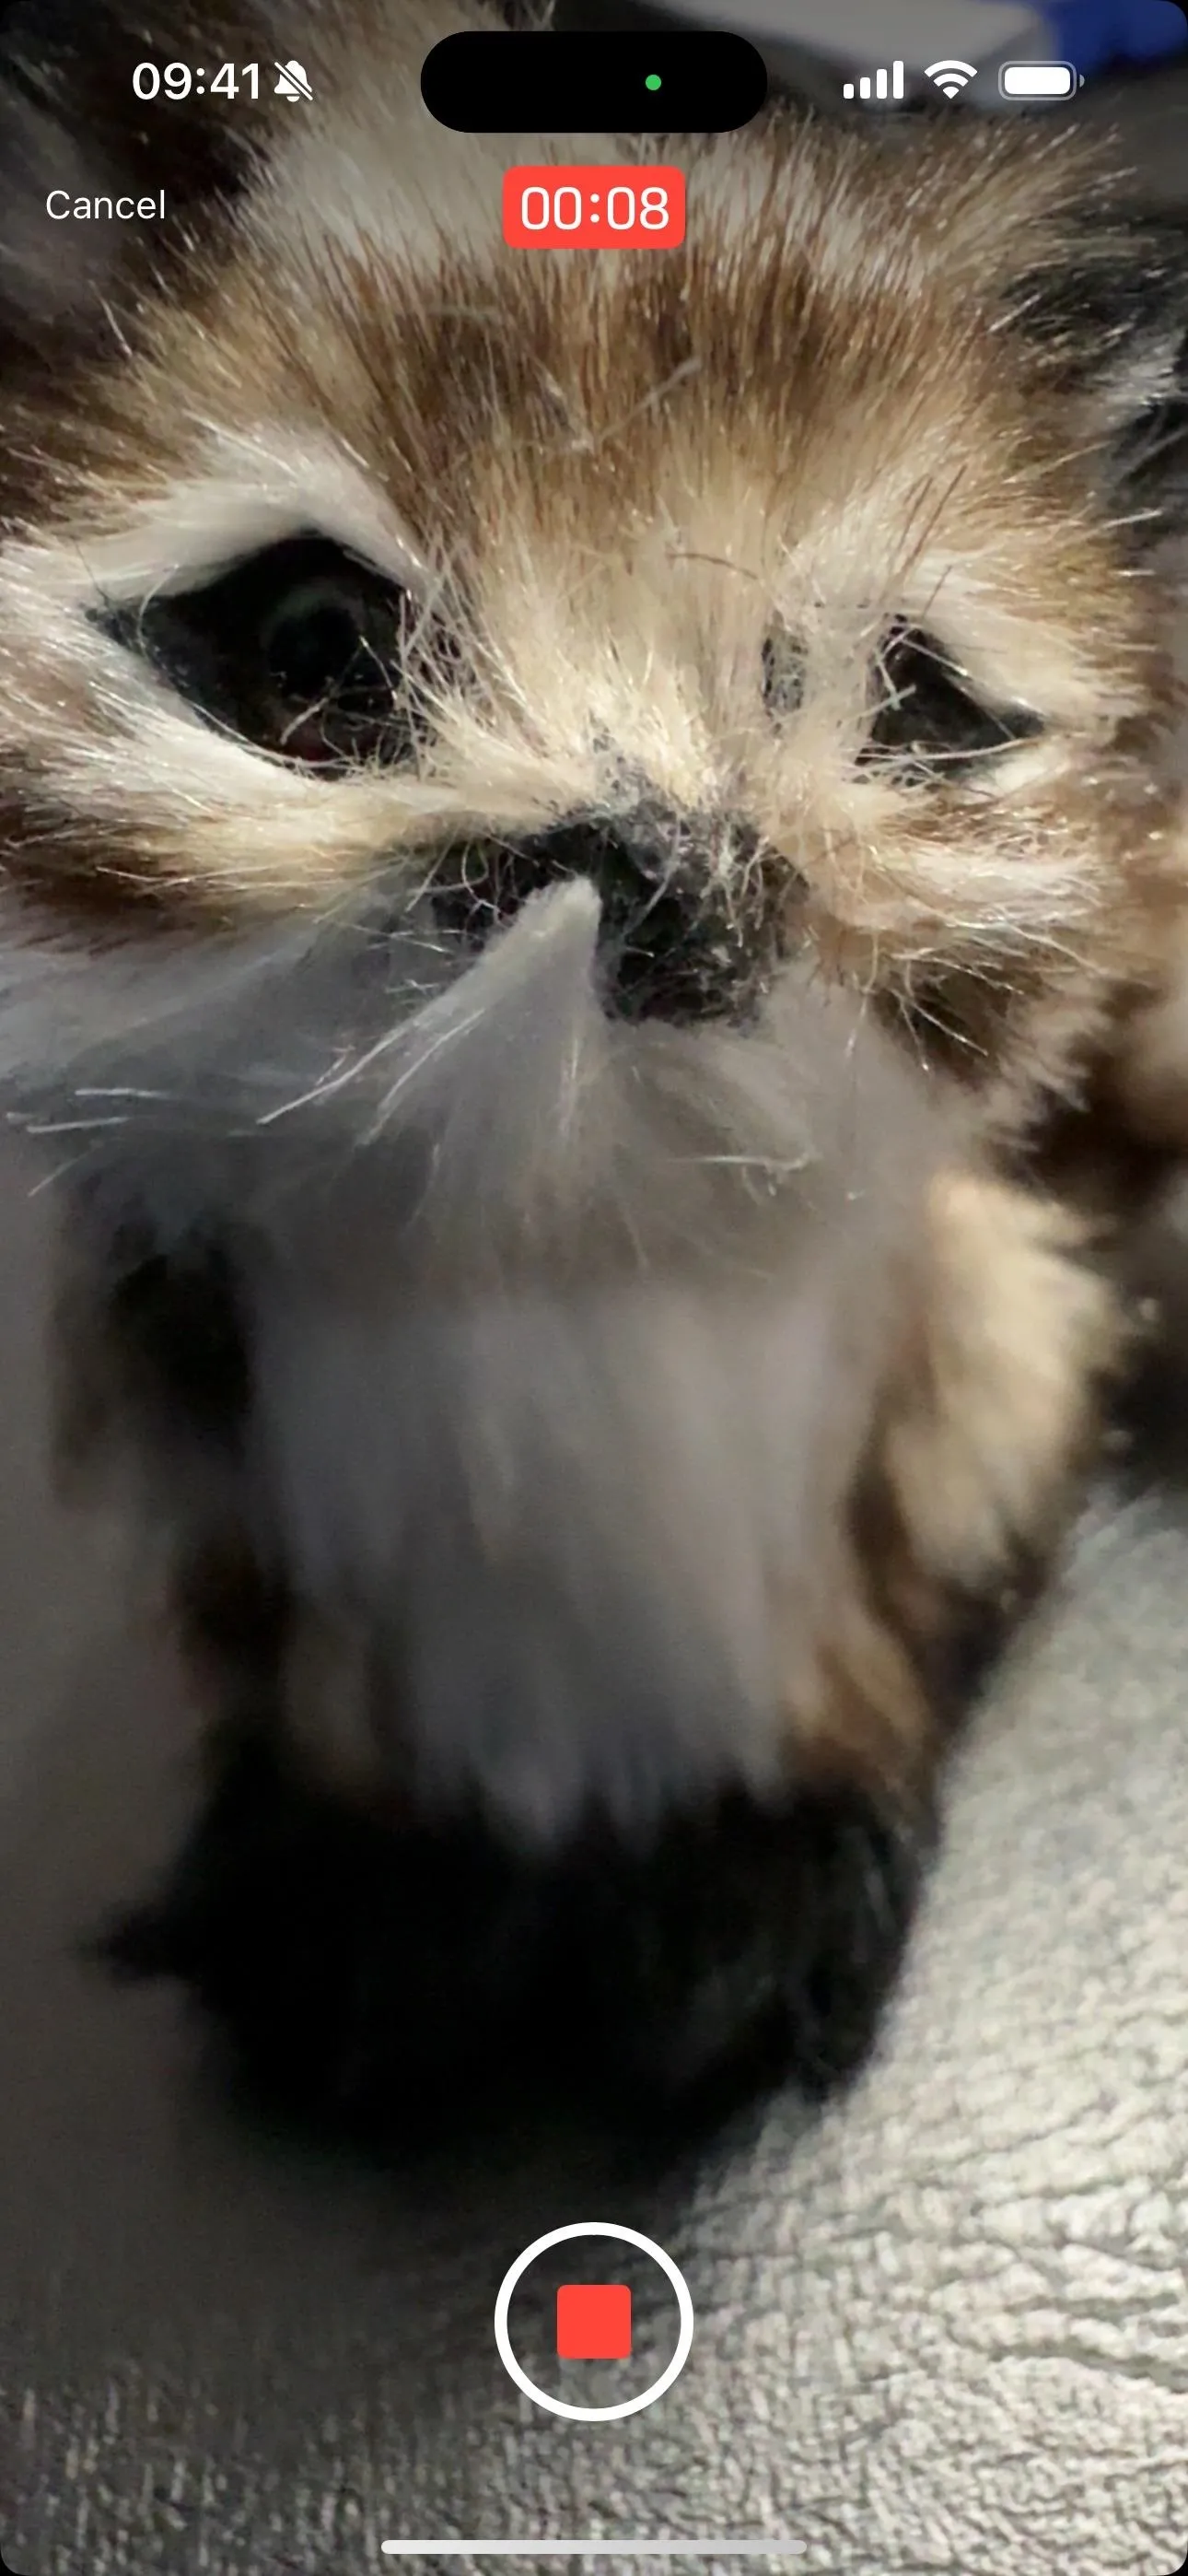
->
[[998, 60, 1081, 97]]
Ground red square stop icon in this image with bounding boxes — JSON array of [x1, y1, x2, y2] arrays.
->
[[555, 2282, 633, 2359]]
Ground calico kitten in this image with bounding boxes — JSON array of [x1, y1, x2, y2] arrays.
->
[[0, 0, 1185, 2127]]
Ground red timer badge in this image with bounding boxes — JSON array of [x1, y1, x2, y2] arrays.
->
[[503, 166, 685, 249]]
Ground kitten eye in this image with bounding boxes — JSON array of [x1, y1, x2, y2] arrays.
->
[[260, 577, 376, 710], [861, 621, 1043, 783], [99, 532, 457, 769]]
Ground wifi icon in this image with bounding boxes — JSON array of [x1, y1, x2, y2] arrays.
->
[[925, 56, 977, 95]]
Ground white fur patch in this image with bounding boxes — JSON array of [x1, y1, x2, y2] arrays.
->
[[7, 435, 430, 608], [53, 880, 964, 1846]]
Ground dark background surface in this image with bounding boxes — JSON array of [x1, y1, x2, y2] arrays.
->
[[3, 29, 1188, 2576]]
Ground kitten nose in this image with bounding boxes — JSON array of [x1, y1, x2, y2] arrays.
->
[[432, 804, 790, 1025]]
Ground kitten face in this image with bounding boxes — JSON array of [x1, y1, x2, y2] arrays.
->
[[0, 0, 1182, 1138]]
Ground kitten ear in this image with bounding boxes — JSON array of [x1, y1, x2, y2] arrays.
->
[[0, 0, 256, 348], [0, 64, 129, 341], [1012, 208, 1188, 545]]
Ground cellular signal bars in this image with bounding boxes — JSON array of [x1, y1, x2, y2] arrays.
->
[[843, 62, 905, 98]]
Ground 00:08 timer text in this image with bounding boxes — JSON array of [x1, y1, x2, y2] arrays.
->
[[503, 166, 686, 250]]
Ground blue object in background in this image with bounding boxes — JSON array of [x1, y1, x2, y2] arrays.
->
[[1007, 0, 1188, 73]]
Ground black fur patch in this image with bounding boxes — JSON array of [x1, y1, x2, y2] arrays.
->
[[98, 1737, 932, 2140], [102, 1231, 253, 1446]]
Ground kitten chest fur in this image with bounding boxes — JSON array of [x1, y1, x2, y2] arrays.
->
[[56, 880, 960, 1850]]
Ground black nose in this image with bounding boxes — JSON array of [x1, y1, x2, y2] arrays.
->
[[431, 805, 787, 1025], [99, 1740, 928, 2139]]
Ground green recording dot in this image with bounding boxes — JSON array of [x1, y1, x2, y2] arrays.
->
[[645, 72, 662, 89]]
